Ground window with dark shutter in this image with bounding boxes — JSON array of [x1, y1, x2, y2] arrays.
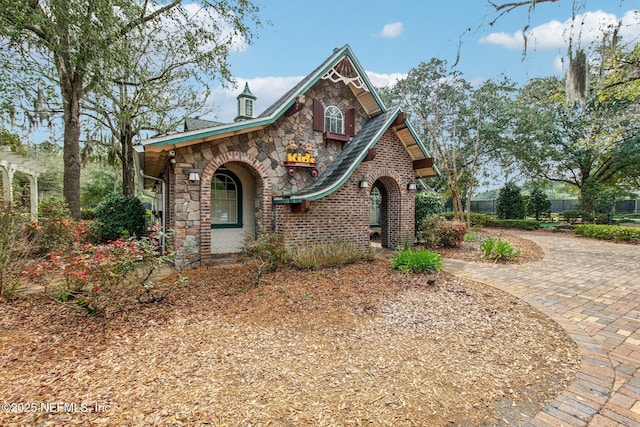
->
[[313, 99, 324, 131], [346, 108, 355, 136], [312, 99, 353, 144]]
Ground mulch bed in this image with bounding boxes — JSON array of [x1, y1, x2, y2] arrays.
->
[[0, 233, 578, 426]]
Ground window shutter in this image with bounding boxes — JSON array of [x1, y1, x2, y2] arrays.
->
[[313, 99, 324, 131], [346, 108, 355, 136]]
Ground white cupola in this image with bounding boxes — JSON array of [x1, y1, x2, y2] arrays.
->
[[234, 82, 257, 122]]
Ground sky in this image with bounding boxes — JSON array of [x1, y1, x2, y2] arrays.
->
[[206, 0, 640, 123]]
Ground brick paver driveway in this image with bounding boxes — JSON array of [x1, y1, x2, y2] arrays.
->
[[445, 231, 640, 426]]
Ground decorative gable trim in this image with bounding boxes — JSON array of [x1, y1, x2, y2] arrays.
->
[[320, 57, 369, 92]]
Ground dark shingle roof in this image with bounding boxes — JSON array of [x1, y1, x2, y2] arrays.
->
[[184, 117, 226, 132], [279, 107, 400, 201]]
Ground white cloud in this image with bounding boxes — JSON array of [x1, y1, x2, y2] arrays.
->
[[376, 22, 404, 38], [480, 9, 640, 51], [365, 71, 406, 87]]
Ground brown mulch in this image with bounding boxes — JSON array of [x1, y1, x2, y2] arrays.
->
[[0, 234, 578, 426], [435, 229, 546, 264]]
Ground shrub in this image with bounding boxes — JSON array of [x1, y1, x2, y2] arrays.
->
[[496, 182, 525, 220], [29, 229, 184, 316], [242, 232, 288, 283], [94, 194, 146, 242], [391, 249, 443, 273], [562, 210, 582, 224], [417, 215, 466, 248], [436, 221, 466, 247], [574, 224, 640, 242], [415, 191, 444, 227], [441, 212, 493, 226], [480, 237, 521, 262], [417, 214, 443, 247], [290, 241, 372, 270], [528, 188, 551, 221], [29, 198, 76, 253], [0, 204, 36, 299]]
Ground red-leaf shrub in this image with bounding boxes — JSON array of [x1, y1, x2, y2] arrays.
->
[[28, 226, 184, 316], [436, 221, 466, 247]]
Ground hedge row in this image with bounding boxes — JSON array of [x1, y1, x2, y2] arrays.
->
[[574, 224, 640, 242], [441, 212, 539, 230], [481, 219, 540, 230]]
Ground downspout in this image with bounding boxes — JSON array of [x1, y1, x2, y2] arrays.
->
[[139, 170, 166, 255]]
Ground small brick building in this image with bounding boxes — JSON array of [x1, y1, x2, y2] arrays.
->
[[137, 45, 435, 267]]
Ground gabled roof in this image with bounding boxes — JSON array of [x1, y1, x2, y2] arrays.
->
[[137, 44, 434, 181], [275, 107, 401, 203]]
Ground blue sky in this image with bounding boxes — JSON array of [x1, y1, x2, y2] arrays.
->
[[208, 0, 640, 122]]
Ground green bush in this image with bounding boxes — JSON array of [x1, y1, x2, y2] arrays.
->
[[497, 182, 525, 219], [528, 188, 551, 221], [391, 249, 443, 273], [480, 237, 520, 261], [441, 212, 493, 225], [574, 224, 640, 242], [562, 210, 582, 224], [417, 214, 443, 247], [94, 194, 147, 242], [415, 191, 444, 227], [290, 241, 371, 270], [482, 219, 539, 230]]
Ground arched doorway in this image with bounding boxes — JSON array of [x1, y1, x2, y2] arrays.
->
[[210, 163, 256, 254], [370, 176, 402, 249], [200, 153, 272, 260]]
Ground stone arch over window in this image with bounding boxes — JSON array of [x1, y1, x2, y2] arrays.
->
[[200, 152, 272, 262]]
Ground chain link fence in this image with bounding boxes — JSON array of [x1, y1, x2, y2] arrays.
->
[[470, 199, 639, 215]]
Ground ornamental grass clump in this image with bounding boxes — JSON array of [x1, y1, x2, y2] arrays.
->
[[480, 236, 520, 262], [290, 241, 371, 270], [391, 249, 443, 273]]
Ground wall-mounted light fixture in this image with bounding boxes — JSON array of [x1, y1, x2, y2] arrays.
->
[[168, 149, 176, 164], [188, 171, 201, 183], [359, 179, 369, 189], [407, 182, 417, 191]]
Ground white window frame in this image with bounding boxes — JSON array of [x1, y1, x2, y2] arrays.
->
[[324, 105, 344, 134]]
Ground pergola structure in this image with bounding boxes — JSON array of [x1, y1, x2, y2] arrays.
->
[[0, 146, 46, 220]]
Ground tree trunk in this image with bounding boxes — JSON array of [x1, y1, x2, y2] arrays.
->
[[62, 83, 82, 220], [121, 123, 136, 196]]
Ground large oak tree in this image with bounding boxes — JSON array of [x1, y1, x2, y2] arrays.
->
[[0, 0, 260, 218]]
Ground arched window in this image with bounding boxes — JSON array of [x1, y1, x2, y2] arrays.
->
[[211, 169, 242, 228], [324, 105, 344, 134]]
